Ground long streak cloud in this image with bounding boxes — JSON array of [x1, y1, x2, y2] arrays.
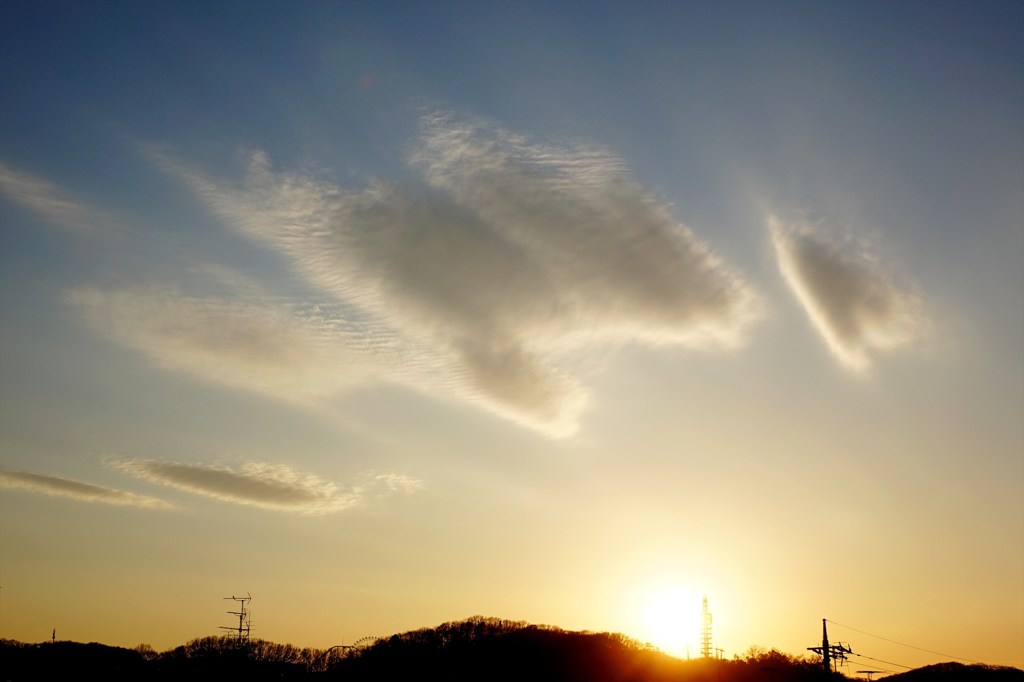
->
[[69, 285, 398, 405], [108, 459, 420, 515], [770, 218, 926, 370], [150, 113, 760, 434], [0, 161, 113, 233], [0, 469, 169, 508]]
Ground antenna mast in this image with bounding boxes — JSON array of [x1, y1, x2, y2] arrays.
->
[[221, 593, 252, 644]]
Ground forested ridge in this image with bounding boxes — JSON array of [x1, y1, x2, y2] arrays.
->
[[2, 616, 1020, 681]]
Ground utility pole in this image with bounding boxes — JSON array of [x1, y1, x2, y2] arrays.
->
[[807, 619, 852, 673], [822, 619, 830, 673]]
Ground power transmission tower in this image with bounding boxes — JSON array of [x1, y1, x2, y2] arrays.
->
[[807, 618, 852, 673], [700, 596, 713, 658], [221, 594, 252, 645]]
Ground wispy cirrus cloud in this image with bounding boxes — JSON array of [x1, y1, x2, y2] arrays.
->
[[146, 112, 760, 435], [108, 458, 421, 515], [770, 217, 926, 371], [68, 282, 410, 405], [0, 161, 114, 232], [372, 472, 425, 494], [0, 469, 169, 508]]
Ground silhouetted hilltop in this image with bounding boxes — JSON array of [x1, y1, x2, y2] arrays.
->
[[2, 618, 1021, 681], [335, 616, 684, 681], [0, 637, 314, 681], [0, 639, 147, 680], [335, 616, 831, 681], [883, 662, 1024, 681]]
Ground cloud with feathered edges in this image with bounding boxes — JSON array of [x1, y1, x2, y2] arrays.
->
[[67, 282, 417, 406], [142, 112, 760, 435], [0, 161, 114, 233], [769, 217, 926, 371], [0, 469, 170, 508], [107, 458, 421, 515]]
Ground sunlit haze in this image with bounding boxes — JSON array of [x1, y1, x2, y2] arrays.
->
[[1, 0, 1021, 674]]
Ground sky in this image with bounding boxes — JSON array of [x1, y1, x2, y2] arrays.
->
[[0, 0, 1021, 673]]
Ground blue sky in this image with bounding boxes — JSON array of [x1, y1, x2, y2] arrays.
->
[[1, 0, 1021, 669]]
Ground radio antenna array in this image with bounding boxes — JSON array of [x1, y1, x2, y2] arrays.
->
[[221, 593, 252, 644]]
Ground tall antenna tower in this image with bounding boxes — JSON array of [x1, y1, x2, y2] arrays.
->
[[221, 594, 252, 644], [700, 595, 713, 658]]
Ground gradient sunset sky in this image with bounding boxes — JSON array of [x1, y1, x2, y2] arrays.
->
[[1, 0, 1021, 671]]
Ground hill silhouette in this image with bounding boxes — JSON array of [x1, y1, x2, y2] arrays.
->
[[883, 663, 1024, 681], [2, 617, 1021, 681]]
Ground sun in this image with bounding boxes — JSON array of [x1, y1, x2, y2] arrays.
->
[[640, 586, 704, 658]]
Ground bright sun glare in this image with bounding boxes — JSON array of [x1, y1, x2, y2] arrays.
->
[[641, 586, 704, 658]]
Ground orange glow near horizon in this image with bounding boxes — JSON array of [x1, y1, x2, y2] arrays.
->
[[637, 586, 704, 658]]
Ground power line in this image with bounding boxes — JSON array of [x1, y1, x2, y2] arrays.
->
[[849, 651, 914, 671], [826, 619, 982, 664]]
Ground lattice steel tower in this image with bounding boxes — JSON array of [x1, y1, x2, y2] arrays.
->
[[700, 596, 713, 658]]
